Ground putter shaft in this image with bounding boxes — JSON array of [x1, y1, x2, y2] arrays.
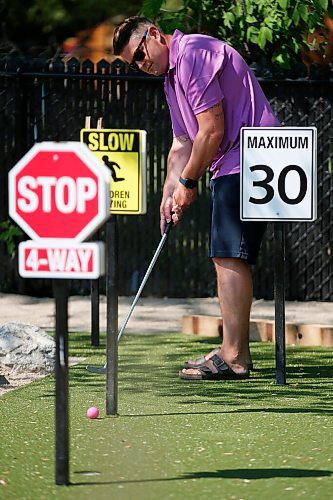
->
[[86, 220, 173, 373]]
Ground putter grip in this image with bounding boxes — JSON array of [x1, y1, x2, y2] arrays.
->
[[164, 218, 174, 236]]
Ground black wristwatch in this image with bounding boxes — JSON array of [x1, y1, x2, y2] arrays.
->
[[179, 176, 198, 189]]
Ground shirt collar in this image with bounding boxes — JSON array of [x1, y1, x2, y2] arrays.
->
[[168, 29, 184, 70]]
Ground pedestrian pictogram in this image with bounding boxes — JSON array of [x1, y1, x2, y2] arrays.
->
[[102, 156, 125, 182], [80, 129, 147, 215]]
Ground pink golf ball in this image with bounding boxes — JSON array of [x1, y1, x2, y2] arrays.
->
[[86, 406, 99, 419]]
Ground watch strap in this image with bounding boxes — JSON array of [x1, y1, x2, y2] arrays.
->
[[179, 176, 198, 189]]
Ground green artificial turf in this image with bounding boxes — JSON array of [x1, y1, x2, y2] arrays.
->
[[0, 333, 332, 500]]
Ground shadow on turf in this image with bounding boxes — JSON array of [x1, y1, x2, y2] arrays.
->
[[71, 467, 332, 486], [58, 335, 332, 412], [182, 468, 333, 480]]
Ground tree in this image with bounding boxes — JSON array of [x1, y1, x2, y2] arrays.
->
[[141, 0, 333, 68], [0, 0, 141, 55]]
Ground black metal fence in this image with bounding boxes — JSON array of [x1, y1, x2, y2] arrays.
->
[[0, 57, 332, 300]]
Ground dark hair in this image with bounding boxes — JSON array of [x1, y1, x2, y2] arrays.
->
[[113, 16, 154, 55]]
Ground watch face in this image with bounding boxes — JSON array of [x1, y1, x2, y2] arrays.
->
[[185, 179, 197, 188]]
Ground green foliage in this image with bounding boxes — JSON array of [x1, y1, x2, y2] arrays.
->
[[0, 220, 22, 257], [4, 0, 330, 64], [140, 0, 332, 68], [142, 0, 164, 18], [1, 0, 142, 51]]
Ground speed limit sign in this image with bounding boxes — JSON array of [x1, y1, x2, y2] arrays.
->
[[240, 127, 317, 221]]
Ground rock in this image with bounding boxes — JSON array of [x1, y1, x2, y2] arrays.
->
[[0, 323, 55, 374], [0, 374, 9, 385]]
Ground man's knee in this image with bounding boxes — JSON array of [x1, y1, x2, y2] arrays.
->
[[212, 257, 251, 272]]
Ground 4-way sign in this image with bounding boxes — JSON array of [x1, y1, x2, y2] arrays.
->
[[18, 241, 105, 279], [9, 142, 111, 278]]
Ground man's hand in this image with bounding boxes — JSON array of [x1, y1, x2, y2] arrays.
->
[[160, 134, 193, 233], [160, 193, 174, 234], [172, 183, 197, 225]]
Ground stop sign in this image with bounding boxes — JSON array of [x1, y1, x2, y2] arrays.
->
[[9, 142, 111, 241]]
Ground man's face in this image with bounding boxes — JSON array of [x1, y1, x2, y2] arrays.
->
[[120, 27, 169, 76]]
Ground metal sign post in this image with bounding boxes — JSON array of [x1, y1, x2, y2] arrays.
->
[[8, 141, 111, 485], [274, 223, 286, 384], [53, 279, 70, 485], [106, 215, 118, 415], [84, 117, 102, 348], [241, 127, 317, 384], [91, 278, 100, 346], [80, 127, 147, 413]]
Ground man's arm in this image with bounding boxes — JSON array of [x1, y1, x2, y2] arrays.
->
[[172, 101, 224, 223], [160, 134, 192, 233]]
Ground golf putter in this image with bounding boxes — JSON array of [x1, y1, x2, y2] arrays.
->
[[86, 218, 173, 374]]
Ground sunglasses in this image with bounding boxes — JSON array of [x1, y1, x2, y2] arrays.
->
[[129, 30, 148, 70]]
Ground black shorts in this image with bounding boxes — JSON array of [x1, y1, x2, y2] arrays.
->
[[209, 173, 267, 265]]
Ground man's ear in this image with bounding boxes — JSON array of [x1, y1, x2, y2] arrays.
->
[[148, 26, 163, 42]]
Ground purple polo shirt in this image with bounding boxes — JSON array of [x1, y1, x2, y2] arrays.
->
[[164, 30, 280, 178]]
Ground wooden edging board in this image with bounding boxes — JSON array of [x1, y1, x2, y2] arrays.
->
[[182, 315, 333, 347]]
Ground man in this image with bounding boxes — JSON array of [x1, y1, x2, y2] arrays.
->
[[113, 17, 280, 381]]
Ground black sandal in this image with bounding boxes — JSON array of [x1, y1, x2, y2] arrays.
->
[[183, 348, 220, 369], [184, 349, 254, 371], [179, 354, 250, 381]]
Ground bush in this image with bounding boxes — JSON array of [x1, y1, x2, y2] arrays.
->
[[141, 0, 333, 68]]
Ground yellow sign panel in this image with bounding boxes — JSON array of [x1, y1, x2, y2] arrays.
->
[[80, 129, 147, 214]]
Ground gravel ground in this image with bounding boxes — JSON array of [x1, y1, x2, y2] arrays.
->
[[0, 293, 332, 334]]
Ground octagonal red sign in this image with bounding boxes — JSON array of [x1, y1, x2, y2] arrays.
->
[[9, 142, 111, 241]]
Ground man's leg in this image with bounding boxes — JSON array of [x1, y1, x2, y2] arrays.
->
[[213, 257, 252, 374]]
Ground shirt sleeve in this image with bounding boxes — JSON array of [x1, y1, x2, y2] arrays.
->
[[178, 48, 225, 114]]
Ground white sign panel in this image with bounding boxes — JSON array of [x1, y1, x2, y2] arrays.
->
[[241, 127, 317, 221], [18, 241, 105, 279]]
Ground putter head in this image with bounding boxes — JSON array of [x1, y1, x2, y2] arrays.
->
[[86, 365, 106, 374]]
